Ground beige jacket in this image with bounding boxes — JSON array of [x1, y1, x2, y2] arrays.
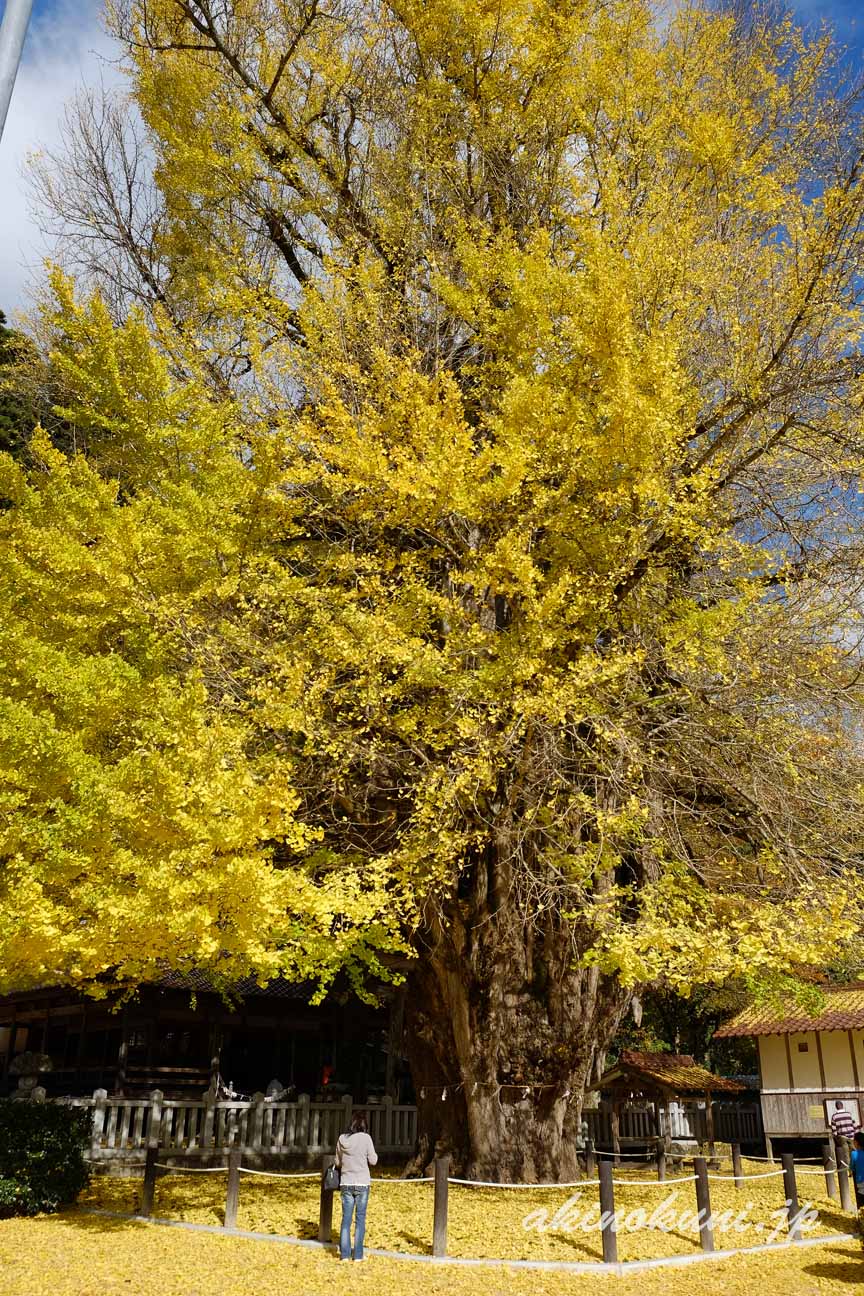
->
[[335, 1131, 378, 1186]]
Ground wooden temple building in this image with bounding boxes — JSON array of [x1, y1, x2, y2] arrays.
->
[[0, 970, 410, 1102], [714, 983, 864, 1153], [590, 1050, 745, 1157]]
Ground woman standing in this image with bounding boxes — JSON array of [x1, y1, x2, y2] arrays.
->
[[335, 1112, 378, 1261]]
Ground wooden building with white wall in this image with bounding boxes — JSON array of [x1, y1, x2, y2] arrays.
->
[[714, 984, 864, 1153]]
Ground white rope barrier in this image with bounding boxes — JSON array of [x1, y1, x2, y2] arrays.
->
[[447, 1177, 594, 1189], [153, 1166, 226, 1176], [374, 1177, 436, 1185], [613, 1175, 699, 1187], [594, 1149, 662, 1159], [141, 1164, 811, 1188], [742, 1155, 821, 1165], [706, 1169, 787, 1182], [446, 1174, 700, 1190], [238, 1168, 319, 1179]]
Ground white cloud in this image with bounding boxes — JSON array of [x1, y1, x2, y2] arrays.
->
[[0, 0, 125, 318]]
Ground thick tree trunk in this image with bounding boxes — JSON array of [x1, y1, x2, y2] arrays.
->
[[402, 840, 631, 1182]]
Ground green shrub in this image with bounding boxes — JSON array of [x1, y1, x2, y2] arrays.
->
[[0, 1101, 90, 1216]]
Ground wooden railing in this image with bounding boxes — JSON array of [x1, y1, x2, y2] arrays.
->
[[57, 1089, 763, 1164], [59, 1090, 419, 1163], [585, 1102, 762, 1147]]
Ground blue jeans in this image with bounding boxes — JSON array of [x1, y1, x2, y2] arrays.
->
[[339, 1185, 370, 1259]]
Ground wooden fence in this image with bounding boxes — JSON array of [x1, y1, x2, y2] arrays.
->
[[585, 1102, 762, 1148], [60, 1090, 418, 1164], [57, 1090, 762, 1166]]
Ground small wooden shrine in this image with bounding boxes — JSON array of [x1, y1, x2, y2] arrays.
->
[[590, 1050, 744, 1157]]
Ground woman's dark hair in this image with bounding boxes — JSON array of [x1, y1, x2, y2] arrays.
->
[[854, 1130, 864, 1148], [349, 1112, 368, 1135]]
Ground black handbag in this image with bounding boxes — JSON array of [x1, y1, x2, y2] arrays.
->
[[324, 1162, 341, 1191]]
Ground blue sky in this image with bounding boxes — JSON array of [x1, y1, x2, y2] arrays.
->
[[0, 0, 863, 312], [792, 0, 862, 47]]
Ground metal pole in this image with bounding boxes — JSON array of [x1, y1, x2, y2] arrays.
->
[[0, 0, 35, 142]]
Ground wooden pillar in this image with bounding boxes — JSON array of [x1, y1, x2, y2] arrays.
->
[[59, 1009, 73, 1078], [115, 1008, 130, 1096], [141, 1145, 158, 1218], [731, 1142, 743, 1189], [848, 1029, 861, 1090], [611, 1101, 621, 1166], [782, 1152, 801, 1241], [585, 1137, 596, 1178], [836, 1137, 853, 1212], [432, 1156, 450, 1257], [318, 1154, 336, 1243], [598, 1159, 617, 1264], [693, 1156, 714, 1253], [2, 1005, 18, 1095], [704, 1090, 716, 1164], [208, 1003, 222, 1087], [652, 1100, 665, 1178], [148, 993, 160, 1071], [384, 987, 406, 1101], [99, 1010, 110, 1090], [662, 1097, 672, 1154], [822, 1141, 837, 1200], [75, 1003, 87, 1091]]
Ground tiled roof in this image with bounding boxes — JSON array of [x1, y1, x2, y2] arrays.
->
[[714, 985, 864, 1037], [595, 1050, 744, 1094]]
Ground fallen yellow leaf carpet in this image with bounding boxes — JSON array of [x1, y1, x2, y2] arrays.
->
[[0, 1211, 861, 1296]]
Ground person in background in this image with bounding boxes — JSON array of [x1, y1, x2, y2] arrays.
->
[[829, 1099, 858, 1143], [335, 1112, 378, 1261], [851, 1131, 864, 1211]]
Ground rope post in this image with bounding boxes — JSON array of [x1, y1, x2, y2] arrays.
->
[[318, 1154, 336, 1244], [224, 1147, 241, 1230], [432, 1156, 450, 1257], [140, 1144, 158, 1218], [598, 1158, 618, 1264], [585, 1137, 596, 1179], [693, 1156, 714, 1253], [731, 1142, 743, 1190], [781, 1152, 801, 1241], [656, 1144, 666, 1182], [836, 1137, 853, 1213], [822, 1141, 837, 1201]]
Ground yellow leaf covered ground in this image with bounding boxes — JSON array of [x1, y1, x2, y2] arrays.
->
[[76, 1159, 860, 1264], [0, 1211, 861, 1296]]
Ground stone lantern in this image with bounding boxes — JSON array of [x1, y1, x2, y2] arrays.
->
[[8, 1050, 53, 1101]]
